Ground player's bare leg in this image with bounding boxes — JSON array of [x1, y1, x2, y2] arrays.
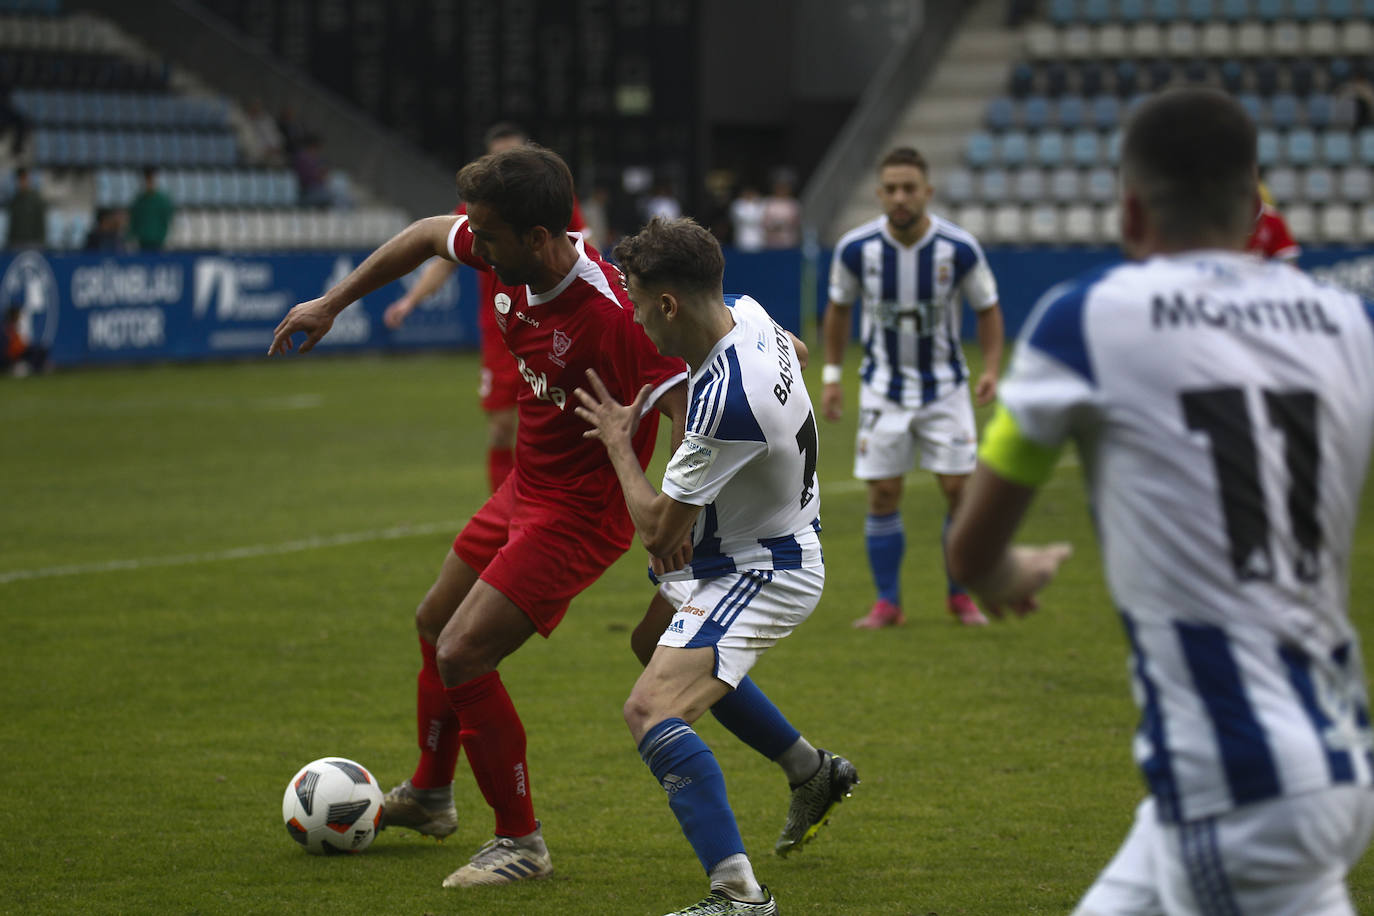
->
[[937, 473, 988, 626], [855, 476, 907, 628], [434, 583, 551, 888], [383, 549, 481, 839]]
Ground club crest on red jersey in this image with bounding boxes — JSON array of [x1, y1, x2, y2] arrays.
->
[[552, 329, 572, 357]]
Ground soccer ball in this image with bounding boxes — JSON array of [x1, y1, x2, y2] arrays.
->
[[281, 757, 385, 855]]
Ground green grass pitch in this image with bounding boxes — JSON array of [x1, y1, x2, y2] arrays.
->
[[4, 348, 1373, 915]]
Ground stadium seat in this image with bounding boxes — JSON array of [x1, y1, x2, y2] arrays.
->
[[1115, 59, 1141, 96], [986, 96, 1016, 130], [1057, 94, 1087, 129], [954, 204, 989, 240], [1302, 166, 1336, 202], [1050, 166, 1082, 202], [1359, 127, 1374, 165], [980, 168, 1010, 201], [1324, 0, 1353, 18], [1120, 0, 1148, 20], [1186, 0, 1216, 21], [991, 204, 1025, 243], [1306, 93, 1333, 129], [1339, 20, 1372, 54], [1086, 165, 1117, 202], [1071, 129, 1103, 165], [1201, 21, 1234, 55], [1014, 168, 1048, 203], [1305, 20, 1338, 54], [1238, 94, 1265, 125], [1099, 203, 1122, 241], [1064, 203, 1097, 242], [1285, 202, 1316, 239], [943, 168, 976, 205], [1165, 22, 1200, 55], [1050, 0, 1079, 25], [1062, 24, 1095, 58], [1153, 0, 1182, 21], [1236, 21, 1267, 55], [1130, 21, 1164, 55], [1035, 130, 1066, 166], [1009, 62, 1035, 98], [1096, 23, 1129, 57], [1359, 204, 1374, 242], [1258, 129, 1281, 165], [1027, 204, 1061, 243], [1254, 0, 1284, 20], [966, 131, 997, 167], [1272, 21, 1303, 56], [1023, 95, 1052, 130], [1000, 131, 1031, 166], [1090, 94, 1121, 129], [1083, 0, 1113, 22], [1270, 93, 1300, 129], [1220, 0, 1252, 20], [1265, 166, 1299, 202], [1337, 164, 1371, 201], [1320, 130, 1353, 164], [1026, 23, 1059, 58], [1286, 128, 1317, 164], [1291, 0, 1321, 19], [1319, 204, 1354, 241]]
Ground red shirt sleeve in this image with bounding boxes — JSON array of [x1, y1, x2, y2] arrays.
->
[[444, 215, 495, 274]]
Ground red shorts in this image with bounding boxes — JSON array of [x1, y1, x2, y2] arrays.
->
[[453, 474, 631, 636], [479, 332, 520, 412]]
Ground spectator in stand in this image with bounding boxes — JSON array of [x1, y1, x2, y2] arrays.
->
[[7, 168, 46, 249], [294, 134, 333, 208], [701, 169, 737, 246], [277, 104, 308, 159], [3, 303, 48, 376], [128, 167, 174, 252], [1336, 70, 1374, 130], [84, 207, 128, 252], [582, 185, 612, 252], [242, 97, 286, 167], [1246, 181, 1300, 265], [643, 180, 682, 222], [729, 185, 766, 252], [762, 172, 801, 249]]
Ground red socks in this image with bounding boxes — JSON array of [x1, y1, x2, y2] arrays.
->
[[487, 447, 515, 493], [409, 638, 463, 789], [445, 670, 537, 837]]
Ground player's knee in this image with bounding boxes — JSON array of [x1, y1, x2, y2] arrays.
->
[[434, 636, 495, 688], [622, 689, 657, 736], [867, 479, 902, 514]]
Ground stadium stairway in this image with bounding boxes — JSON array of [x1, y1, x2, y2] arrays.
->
[[828, 0, 1018, 240]]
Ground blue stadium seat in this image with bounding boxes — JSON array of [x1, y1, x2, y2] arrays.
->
[[1115, 59, 1141, 96], [1286, 128, 1317, 164], [943, 168, 976, 205], [1087, 166, 1117, 202], [1186, 0, 1215, 20], [1080, 61, 1106, 97], [979, 168, 1010, 201], [1358, 127, 1374, 165], [1238, 93, 1265, 125], [1290, 0, 1319, 18], [1045, 61, 1071, 97], [1000, 131, 1031, 166], [1083, 0, 1113, 22], [1014, 168, 1047, 203], [1050, 166, 1082, 202], [1009, 63, 1035, 98], [1220, 0, 1251, 19], [1023, 95, 1052, 130], [1265, 166, 1299, 201], [1325, 0, 1354, 19], [1254, 59, 1280, 97], [1320, 130, 1354, 165], [1302, 166, 1335, 202], [1050, 0, 1080, 25], [1071, 128, 1103, 165], [1220, 59, 1245, 94], [1270, 93, 1300, 128], [986, 96, 1016, 130], [1306, 93, 1333, 129], [1119, 0, 1148, 20], [1057, 95, 1087, 129], [1090, 94, 1121, 129], [1338, 164, 1371, 202], [966, 132, 997, 167], [1258, 129, 1281, 165], [1152, 0, 1181, 21], [1035, 130, 1067, 166], [1254, 0, 1285, 20]]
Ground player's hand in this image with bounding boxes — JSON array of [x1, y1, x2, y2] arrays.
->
[[980, 543, 1073, 619], [650, 539, 694, 576], [974, 371, 998, 406], [574, 369, 651, 449], [269, 297, 335, 355], [383, 297, 416, 329], [821, 382, 844, 422]]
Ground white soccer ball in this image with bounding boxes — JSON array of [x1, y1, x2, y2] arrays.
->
[[281, 757, 385, 855]]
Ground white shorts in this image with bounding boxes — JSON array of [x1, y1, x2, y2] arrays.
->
[[656, 566, 824, 688], [853, 384, 977, 480], [1073, 788, 1374, 916]]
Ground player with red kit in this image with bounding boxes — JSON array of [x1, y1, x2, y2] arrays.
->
[[269, 144, 689, 888], [384, 123, 591, 493]]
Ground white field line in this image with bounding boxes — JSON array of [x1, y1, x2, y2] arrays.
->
[[3, 454, 1088, 586], [0, 520, 461, 586]]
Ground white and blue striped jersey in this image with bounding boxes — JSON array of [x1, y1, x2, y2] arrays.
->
[[656, 295, 822, 582], [999, 250, 1374, 823], [829, 213, 999, 408]]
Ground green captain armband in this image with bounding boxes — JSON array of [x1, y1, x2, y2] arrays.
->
[[978, 404, 1063, 488]]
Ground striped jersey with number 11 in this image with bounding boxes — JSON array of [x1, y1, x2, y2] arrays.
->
[[989, 250, 1374, 824]]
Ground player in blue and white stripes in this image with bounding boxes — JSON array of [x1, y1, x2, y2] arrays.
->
[[822, 146, 1006, 629], [949, 88, 1374, 915], [576, 217, 856, 916]]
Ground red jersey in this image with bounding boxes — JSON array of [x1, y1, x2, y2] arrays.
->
[[457, 200, 589, 341], [1246, 204, 1300, 262], [445, 217, 688, 524]]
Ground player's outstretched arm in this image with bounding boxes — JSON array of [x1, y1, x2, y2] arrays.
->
[[269, 215, 459, 355], [575, 369, 701, 558], [947, 462, 1071, 618], [819, 301, 850, 421], [383, 258, 458, 329]]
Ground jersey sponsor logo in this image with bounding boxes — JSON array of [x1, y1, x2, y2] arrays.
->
[[494, 292, 512, 315], [679, 604, 706, 617], [667, 618, 686, 634], [514, 354, 567, 409], [667, 438, 717, 490]]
